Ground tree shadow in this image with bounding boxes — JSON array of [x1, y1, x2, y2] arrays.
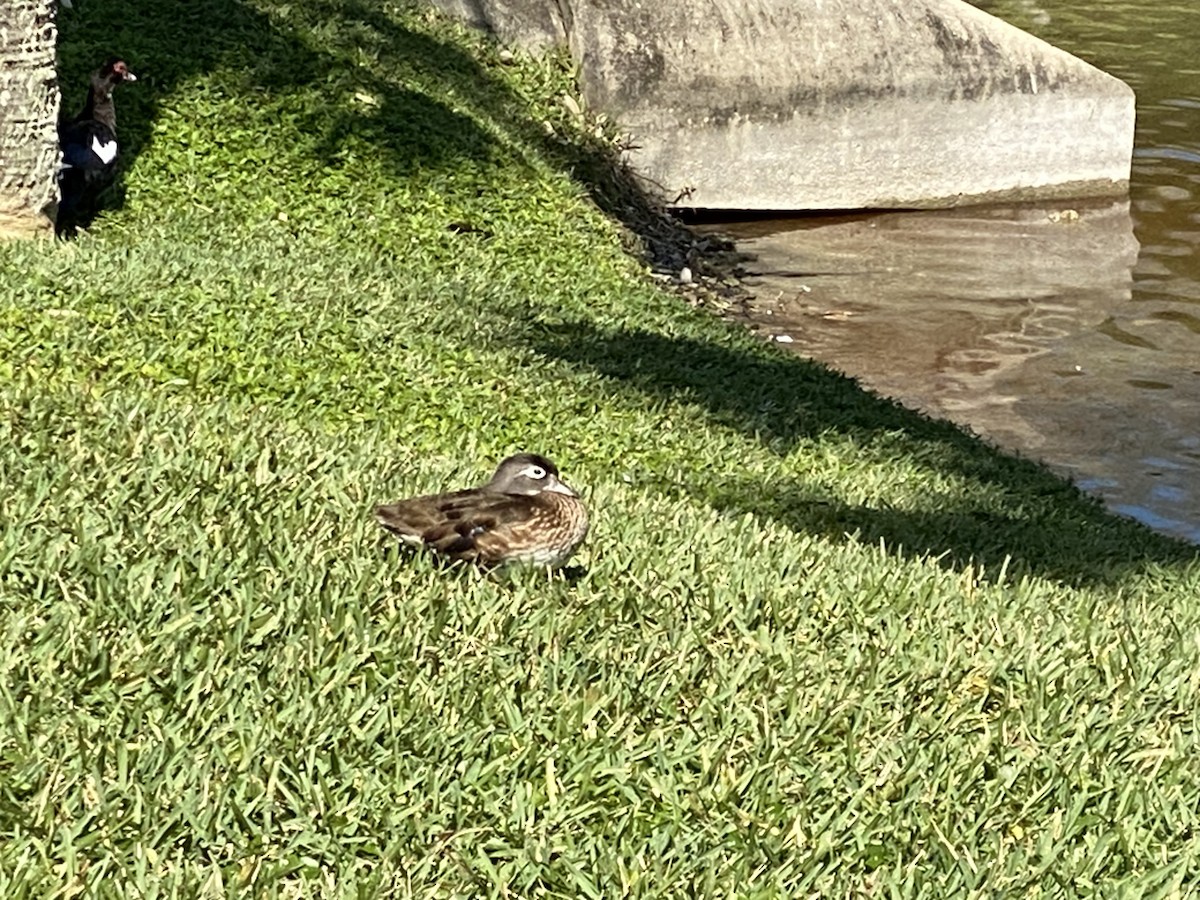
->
[[55, 0, 505, 229], [526, 320, 1200, 586], [56, 0, 695, 267]]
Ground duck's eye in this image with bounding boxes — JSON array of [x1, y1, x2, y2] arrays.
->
[[523, 464, 547, 479]]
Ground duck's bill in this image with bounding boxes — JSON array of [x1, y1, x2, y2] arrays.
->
[[546, 478, 578, 497]]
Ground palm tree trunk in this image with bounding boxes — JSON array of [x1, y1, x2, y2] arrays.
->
[[0, 0, 59, 238]]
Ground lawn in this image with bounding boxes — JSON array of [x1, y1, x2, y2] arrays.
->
[[2, 0, 1199, 896]]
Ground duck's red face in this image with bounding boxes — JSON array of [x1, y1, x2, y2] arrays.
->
[[105, 59, 137, 83]]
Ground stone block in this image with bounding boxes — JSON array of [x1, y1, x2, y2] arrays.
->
[[425, 0, 1135, 210]]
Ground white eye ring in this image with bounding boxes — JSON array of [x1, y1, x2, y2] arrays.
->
[[522, 464, 547, 479]]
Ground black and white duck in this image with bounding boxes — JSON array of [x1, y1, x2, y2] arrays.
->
[[57, 57, 137, 237]]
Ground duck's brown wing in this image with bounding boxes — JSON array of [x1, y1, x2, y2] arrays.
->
[[374, 489, 548, 564]]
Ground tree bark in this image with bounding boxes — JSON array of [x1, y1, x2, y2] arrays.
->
[[0, 0, 59, 238]]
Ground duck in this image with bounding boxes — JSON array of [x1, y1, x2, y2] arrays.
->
[[375, 453, 589, 568], [56, 57, 137, 237]]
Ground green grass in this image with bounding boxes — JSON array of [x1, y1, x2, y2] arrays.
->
[[3, 0, 1200, 895]]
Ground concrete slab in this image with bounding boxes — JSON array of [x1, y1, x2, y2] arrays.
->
[[429, 0, 565, 49], [426, 0, 1135, 210]]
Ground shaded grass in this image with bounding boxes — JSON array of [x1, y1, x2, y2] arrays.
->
[[2, 0, 1199, 895]]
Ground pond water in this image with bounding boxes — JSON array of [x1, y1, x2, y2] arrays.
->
[[702, 0, 1200, 545]]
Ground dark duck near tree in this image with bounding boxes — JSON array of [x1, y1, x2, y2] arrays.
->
[[375, 453, 589, 569], [56, 57, 137, 237]]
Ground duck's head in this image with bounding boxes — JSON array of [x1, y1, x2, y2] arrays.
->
[[486, 453, 578, 497], [93, 58, 137, 96]]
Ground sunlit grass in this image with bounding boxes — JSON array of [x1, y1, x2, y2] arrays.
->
[[2, 0, 1199, 895]]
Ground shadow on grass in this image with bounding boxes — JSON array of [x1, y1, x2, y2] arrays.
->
[[58, 0, 493, 180], [378, 539, 588, 584], [527, 321, 1200, 586], [56, 0, 693, 265]]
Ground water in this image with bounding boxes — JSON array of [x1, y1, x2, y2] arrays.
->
[[702, 0, 1200, 544]]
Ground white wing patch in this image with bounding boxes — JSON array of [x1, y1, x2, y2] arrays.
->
[[90, 136, 118, 165]]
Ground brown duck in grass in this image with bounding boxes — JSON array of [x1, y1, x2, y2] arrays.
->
[[375, 453, 589, 568]]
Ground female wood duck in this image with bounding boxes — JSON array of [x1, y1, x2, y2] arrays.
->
[[57, 57, 137, 237], [375, 453, 589, 568]]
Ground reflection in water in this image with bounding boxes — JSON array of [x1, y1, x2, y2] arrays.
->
[[707, 198, 1200, 544], [700, 0, 1200, 545]]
